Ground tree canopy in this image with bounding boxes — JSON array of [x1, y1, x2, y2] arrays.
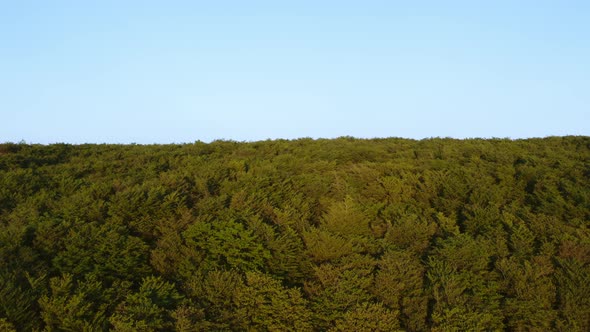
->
[[0, 136, 589, 331]]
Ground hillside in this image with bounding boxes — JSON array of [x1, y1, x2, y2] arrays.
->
[[0, 136, 589, 331]]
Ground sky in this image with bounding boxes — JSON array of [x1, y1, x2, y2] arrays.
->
[[1, 1, 589, 144]]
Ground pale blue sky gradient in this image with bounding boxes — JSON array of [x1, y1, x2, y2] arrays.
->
[[1, 1, 588, 144]]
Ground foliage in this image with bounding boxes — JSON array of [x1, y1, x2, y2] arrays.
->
[[0, 136, 588, 330]]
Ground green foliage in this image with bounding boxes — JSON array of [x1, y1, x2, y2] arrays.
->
[[52, 223, 151, 283], [329, 302, 401, 332], [554, 258, 590, 331], [183, 269, 312, 330], [0, 137, 588, 330], [303, 227, 355, 263], [0, 271, 43, 331], [305, 255, 376, 329], [265, 225, 311, 284], [0, 318, 17, 332], [182, 217, 271, 273], [374, 250, 428, 331], [109, 276, 182, 331], [496, 256, 557, 331], [234, 271, 313, 331], [184, 269, 243, 330], [321, 196, 371, 238], [427, 235, 505, 331], [383, 213, 437, 255], [39, 273, 111, 331]]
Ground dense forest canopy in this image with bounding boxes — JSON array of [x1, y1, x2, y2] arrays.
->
[[0, 136, 589, 331]]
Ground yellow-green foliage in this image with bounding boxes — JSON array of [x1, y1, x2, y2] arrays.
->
[[0, 136, 589, 331]]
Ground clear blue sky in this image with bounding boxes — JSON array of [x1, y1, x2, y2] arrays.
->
[[1, 1, 588, 144]]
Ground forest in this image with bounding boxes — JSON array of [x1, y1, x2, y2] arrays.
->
[[0, 136, 589, 331]]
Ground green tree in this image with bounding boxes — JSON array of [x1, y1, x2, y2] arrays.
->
[[427, 235, 504, 331], [109, 276, 182, 331], [383, 213, 437, 255], [496, 256, 557, 331], [329, 302, 401, 332], [555, 258, 590, 331], [305, 255, 375, 330], [234, 271, 313, 331], [0, 271, 42, 331], [39, 273, 127, 331], [182, 217, 270, 273], [53, 223, 151, 283], [374, 250, 428, 331]]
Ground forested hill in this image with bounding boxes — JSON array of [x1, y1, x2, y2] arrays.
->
[[0, 136, 589, 331]]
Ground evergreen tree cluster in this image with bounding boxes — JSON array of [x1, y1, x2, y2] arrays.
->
[[0, 136, 589, 331]]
